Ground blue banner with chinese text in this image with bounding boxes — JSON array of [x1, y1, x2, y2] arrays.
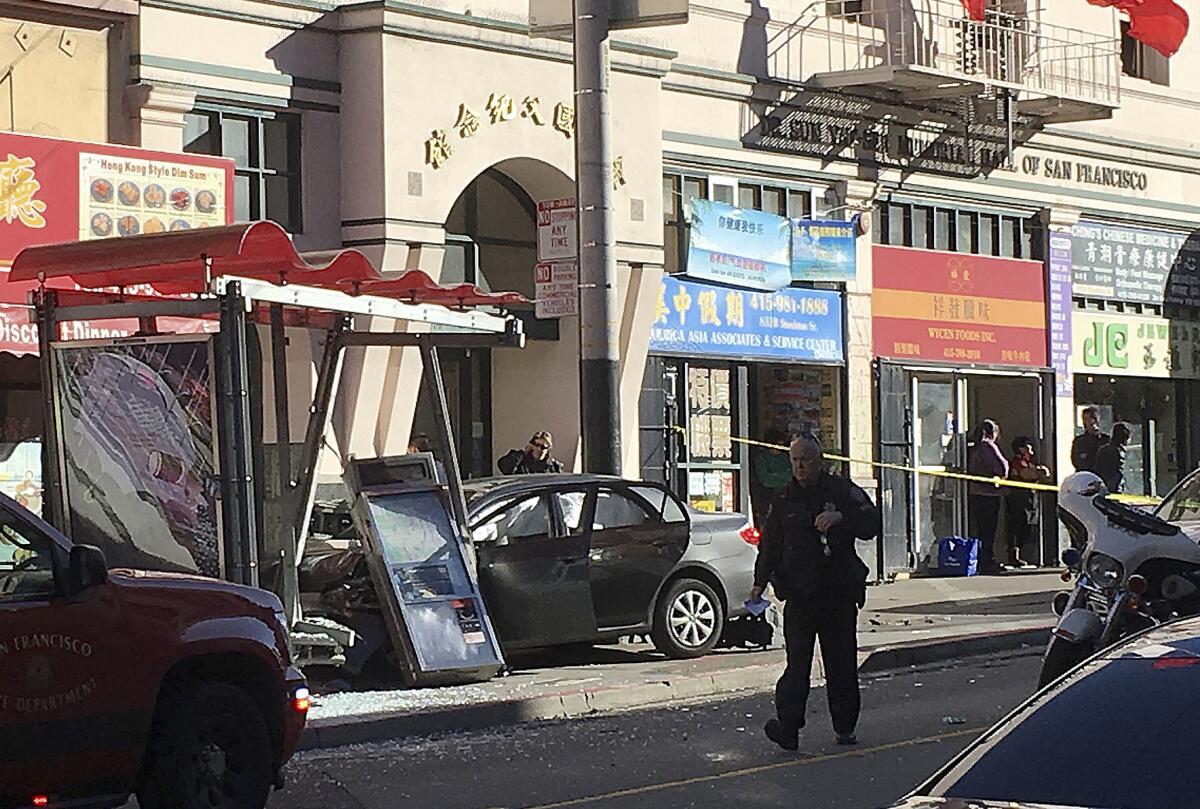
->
[[649, 276, 844, 364], [791, 219, 857, 283], [686, 199, 792, 291]]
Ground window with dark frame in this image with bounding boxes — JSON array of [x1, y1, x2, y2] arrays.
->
[[736, 182, 795, 218], [826, 0, 864, 16], [1121, 20, 1170, 86], [873, 200, 1040, 259], [663, 173, 708, 274], [664, 174, 814, 273], [183, 109, 303, 233]]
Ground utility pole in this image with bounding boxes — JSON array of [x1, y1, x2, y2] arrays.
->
[[573, 0, 622, 475]]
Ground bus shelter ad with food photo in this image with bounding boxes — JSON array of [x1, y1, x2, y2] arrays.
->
[[872, 246, 1048, 367], [0, 131, 233, 264], [0, 132, 234, 355]]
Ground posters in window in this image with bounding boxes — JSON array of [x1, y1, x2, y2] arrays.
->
[[53, 338, 221, 576], [687, 366, 733, 464]]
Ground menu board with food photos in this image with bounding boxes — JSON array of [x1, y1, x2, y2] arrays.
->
[[78, 152, 228, 241]]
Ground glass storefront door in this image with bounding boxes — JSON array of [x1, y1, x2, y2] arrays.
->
[[911, 374, 966, 566], [907, 369, 1050, 568]]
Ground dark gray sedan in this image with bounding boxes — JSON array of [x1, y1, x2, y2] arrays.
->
[[886, 615, 1200, 809], [464, 475, 759, 659]]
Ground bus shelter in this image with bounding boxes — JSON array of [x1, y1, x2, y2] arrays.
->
[[6, 221, 526, 675]]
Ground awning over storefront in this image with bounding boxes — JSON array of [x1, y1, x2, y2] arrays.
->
[[9, 221, 529, 308]]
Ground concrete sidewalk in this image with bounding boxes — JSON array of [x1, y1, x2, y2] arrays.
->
[[300, 570, 1064, 750]]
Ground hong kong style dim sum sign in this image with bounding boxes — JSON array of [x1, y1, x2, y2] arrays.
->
[[0, 130, 233, 266]]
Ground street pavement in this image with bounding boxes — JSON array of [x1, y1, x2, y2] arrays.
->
[[302, 571, 1062, 749], [268, 649, 1043, 809]]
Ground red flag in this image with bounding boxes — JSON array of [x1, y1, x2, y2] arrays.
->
[[961, 0, 986, 21], [1088, 0, 1190, 57]]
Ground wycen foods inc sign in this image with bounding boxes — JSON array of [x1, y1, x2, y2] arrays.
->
[[873, 246, 1048, 367]]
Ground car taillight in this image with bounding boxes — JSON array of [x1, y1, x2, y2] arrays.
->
[[292, 686, 311, 714], [740, 525, 761, 546], [32, 797, 49, 808]]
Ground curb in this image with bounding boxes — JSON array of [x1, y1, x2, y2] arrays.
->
[[298, 626, 1051, 751], [858, 625, 1052, 674]]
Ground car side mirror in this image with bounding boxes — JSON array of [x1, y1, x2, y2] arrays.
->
[[68, 544, 108, 594]]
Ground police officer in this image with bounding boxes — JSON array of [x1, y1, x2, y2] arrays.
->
[[750, 432, 880, 751]]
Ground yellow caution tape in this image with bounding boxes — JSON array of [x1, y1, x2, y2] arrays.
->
[[726, 435, 1162, 506]]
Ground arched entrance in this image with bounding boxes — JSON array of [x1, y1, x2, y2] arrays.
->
[[411, 158, 575, 479]]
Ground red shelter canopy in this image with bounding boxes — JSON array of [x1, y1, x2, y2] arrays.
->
[[8, 221, 528, 308]]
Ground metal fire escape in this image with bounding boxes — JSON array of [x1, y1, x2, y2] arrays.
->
[[756, 0, 1121, 175]]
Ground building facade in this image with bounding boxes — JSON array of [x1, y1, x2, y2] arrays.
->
[[3, 0, 1200, 579]]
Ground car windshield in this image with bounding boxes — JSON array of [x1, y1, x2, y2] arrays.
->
[[924, 645, 1200, 809], [1156, 470, 1200, 523]]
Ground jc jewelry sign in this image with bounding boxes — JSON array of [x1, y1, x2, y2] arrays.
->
[[1073, 311, 1200, 380]]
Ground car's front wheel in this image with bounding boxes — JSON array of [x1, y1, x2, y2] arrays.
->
[[652, 578, 724, 659], [139, 682, 274, 809]]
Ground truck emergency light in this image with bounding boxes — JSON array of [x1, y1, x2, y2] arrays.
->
[[292, 686, 311, 714]]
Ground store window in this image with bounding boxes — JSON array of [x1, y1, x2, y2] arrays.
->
[[1074, 376, 1182, 497], [875, 201, 1040, 259], [184, 109, 302, 232], [748, 365, 842, 524], [683, 364, 739, 513]]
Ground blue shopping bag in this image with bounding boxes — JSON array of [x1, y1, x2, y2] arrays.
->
[[937, 536, 979, 577]]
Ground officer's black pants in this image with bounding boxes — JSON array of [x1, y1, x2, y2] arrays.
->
[[775, 597, 860, 736]]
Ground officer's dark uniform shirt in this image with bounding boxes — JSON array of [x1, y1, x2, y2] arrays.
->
[[1071, 430, 1110, 473], [753, 472, 880, 606]]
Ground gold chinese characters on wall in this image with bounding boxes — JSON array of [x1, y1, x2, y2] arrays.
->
[[425, 93, 576, 170]]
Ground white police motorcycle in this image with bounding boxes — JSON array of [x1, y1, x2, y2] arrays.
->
[[1039, 470, 1200, 687]]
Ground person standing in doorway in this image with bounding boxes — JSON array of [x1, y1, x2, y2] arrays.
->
[[1095, 422, 1131, 494], [498, 430, 564, 475], [968, 419, 1009, 574], [1006, 437, 1052, 569], [750, 433, 880, 751], [1071, 407, 1110, 473]]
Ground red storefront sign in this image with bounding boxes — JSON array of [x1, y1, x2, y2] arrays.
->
[[0, 132, 233, 355], [873, 246, 1048, 367]]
